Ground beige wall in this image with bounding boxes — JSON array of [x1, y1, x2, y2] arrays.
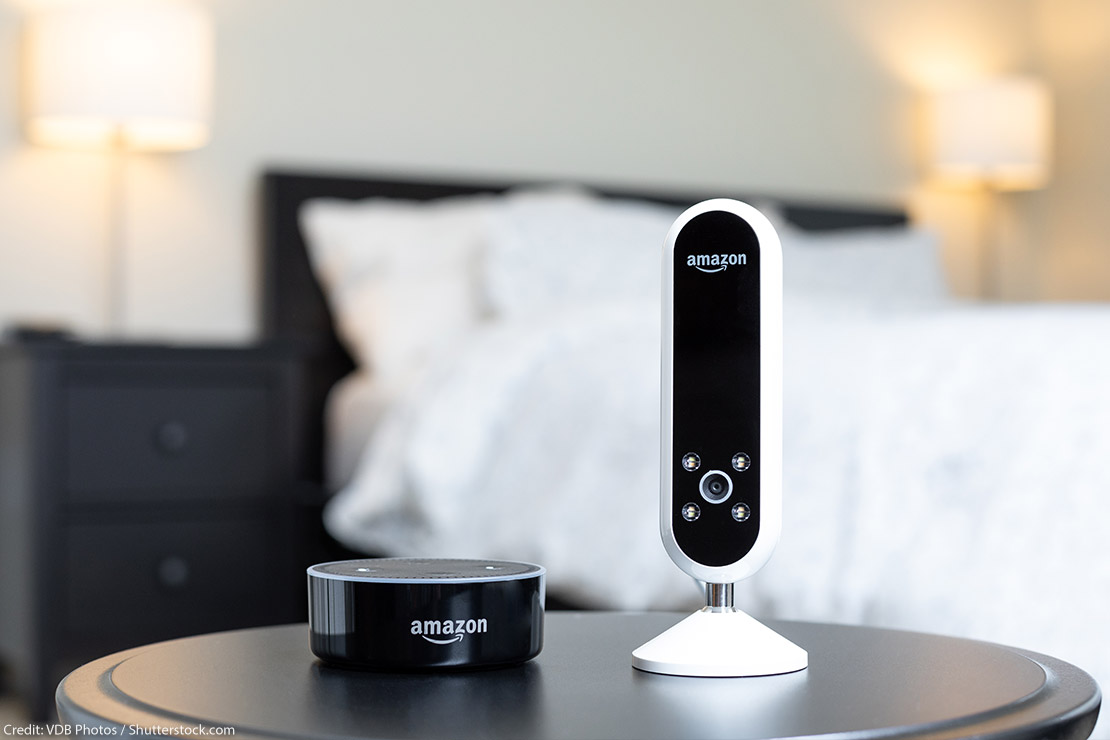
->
[[0, 0, 1102, 341], [1025, 0, 1110, 300]]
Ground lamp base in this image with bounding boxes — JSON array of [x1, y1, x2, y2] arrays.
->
[[632, 607, 808, 677]]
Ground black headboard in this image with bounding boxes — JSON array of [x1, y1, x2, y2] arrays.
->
[[259, 168, 906, 484]]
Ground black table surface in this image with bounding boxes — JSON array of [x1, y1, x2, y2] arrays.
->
[[57, 612, 1100, 740]]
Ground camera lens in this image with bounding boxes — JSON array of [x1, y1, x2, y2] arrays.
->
[[698, 470, 733, 504]]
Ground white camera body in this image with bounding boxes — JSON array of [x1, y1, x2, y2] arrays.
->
[[633, 199, 805, 678], [660, 198, 783, 585]]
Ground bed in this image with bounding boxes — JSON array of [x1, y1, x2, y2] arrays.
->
[[261, 169, 1106, 727]]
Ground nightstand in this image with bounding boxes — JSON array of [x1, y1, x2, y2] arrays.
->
[[0, 341, 313, 721], [55, 615, 1102, 739]]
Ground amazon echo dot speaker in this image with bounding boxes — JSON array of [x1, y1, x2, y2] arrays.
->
[[308, 558, 545, 670]]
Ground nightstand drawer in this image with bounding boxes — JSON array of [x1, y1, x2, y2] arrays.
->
[[0, 343, 309, 722], [65, 383, 272, 500], [64, 517, 280, 639]]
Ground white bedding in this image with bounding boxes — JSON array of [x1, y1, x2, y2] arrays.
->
[[323, 371, 392, 493], [306, 189, 1107, 734], [325, 297, 1110, 616]]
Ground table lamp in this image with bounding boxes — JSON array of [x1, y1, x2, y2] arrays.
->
[[24, 0, 214, 333], [929, 77, 1051, 297]]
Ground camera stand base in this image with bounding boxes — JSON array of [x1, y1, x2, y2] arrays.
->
[[632, 607, 808, 677]]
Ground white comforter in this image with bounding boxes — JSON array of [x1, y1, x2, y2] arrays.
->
[[325, 297, 1110, 715]]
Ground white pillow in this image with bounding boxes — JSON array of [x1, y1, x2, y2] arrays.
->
[[484, 188, 681, 316], [763, 206, 949, 309], [299, 195, 494, 386]]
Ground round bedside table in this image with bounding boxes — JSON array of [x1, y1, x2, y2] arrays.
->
[[57, 612, 1100, 739]]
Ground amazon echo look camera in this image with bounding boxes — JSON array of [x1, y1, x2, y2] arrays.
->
[[308, 558, 545, 671], [632, 199, 808, 677]]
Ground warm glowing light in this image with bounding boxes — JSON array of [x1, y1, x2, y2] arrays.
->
[[24, 1, 214, 151], [929, 77, 1052, 191]]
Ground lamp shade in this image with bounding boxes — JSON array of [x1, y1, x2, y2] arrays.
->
[[25, 1, 214, 151], [930, 77, 1051, 190]]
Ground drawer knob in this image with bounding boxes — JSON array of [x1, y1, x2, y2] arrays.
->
[[157, 556, 190, 589], [154, 421, 189, 455]]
